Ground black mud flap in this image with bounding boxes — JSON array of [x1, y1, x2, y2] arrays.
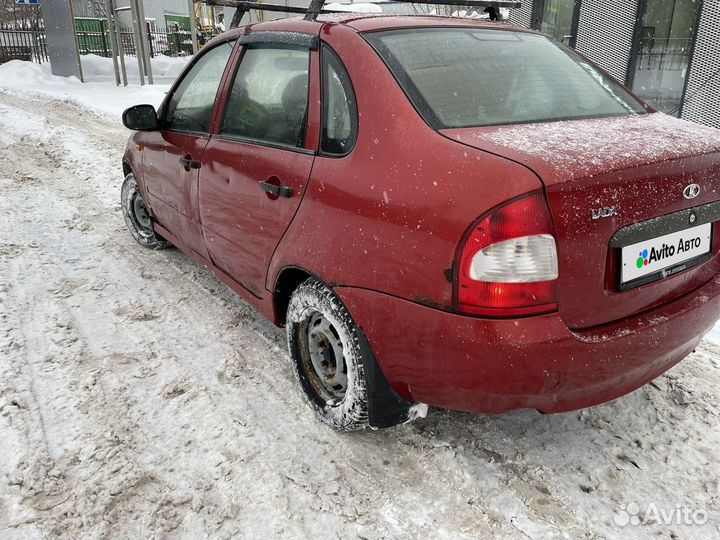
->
[[356, 325, 421, 429]]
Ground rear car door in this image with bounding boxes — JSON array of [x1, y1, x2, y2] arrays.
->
[[141, 40, 235, 259], [199, 34, 319, 297]]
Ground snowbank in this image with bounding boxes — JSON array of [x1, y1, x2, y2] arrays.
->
[[80, 53, 189, 81], [325, 2, 383, 12], [0, 59, 177, 121]]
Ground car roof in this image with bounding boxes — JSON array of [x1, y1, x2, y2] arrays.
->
[[218, 14, 535, 40], [322, 14, 532, 33]]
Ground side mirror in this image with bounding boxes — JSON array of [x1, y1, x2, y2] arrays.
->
[[122, 104, 158, 131]]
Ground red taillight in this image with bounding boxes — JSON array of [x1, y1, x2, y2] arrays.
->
[[455, 191, 559, 318]]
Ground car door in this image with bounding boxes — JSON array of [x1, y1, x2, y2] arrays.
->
[[199, 34, 319, 297], [141, 40, 235, 259]]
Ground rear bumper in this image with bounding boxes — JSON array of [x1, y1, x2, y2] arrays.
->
[[334, 275, 720, 414]]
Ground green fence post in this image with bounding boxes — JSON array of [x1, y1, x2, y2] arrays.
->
[[101, 20, 109, 57]]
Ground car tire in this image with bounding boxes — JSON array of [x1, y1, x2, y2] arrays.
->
[[121, 173, 171, 250], [286, 278, 370, 431]]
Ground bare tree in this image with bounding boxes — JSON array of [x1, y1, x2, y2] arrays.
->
[[0, 0, 43, 30]]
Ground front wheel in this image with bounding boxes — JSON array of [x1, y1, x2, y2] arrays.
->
[[121, 173, 170, 250], [286, 278, 370, 431]]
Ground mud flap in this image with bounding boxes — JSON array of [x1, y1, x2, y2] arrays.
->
[[355, 325, 425, 428]]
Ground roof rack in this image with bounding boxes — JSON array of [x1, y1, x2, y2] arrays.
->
[[204, 0, 521, 27]]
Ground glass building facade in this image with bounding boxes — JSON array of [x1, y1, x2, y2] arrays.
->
[[509, 0, 719, 128]]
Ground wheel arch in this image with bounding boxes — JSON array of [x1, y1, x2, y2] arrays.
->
[[122, 160, 133, 178], [273, 266, 322, 325], [277, 269, 421, 428]]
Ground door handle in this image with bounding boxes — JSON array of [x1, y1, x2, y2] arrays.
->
[[259, 180, 293, 199], [179, 156, 201, 171]]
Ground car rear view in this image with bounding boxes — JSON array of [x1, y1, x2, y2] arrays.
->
[[119, 14, 720, 430], [354, 25, 720, 413]]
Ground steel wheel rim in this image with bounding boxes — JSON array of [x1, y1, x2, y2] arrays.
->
[[131, 191, 153, 232], [302, 311, 347, 403]]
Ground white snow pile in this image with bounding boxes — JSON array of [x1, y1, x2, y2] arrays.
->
[[80, 53, 189, 80], [325, 2, 383, 12], [425, 7, 510, 18], [0, 58, 179, 120]]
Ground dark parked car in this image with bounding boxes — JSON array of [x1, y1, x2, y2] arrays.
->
[[121, 15, 720, 430]]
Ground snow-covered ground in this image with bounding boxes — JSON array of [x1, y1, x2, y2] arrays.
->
[[1, 62, 720, 540], [0, 55, 187, 120]]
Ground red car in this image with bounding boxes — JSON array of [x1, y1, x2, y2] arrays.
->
[[121, 15, 720, 430]]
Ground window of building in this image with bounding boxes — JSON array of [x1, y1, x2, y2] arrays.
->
[[630, 0, 700, 114]]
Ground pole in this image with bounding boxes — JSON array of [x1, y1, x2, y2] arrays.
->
[[67, 0, 84, 82], [129, 0, 145, 85], [113, 5, 128, 86], [105, 0, 121, 86], [136, 0, 153, 84], [188, 0, 198, 54]]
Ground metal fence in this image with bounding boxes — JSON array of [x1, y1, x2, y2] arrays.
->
[[0, 29, 47, 64], [76, 28, 196, 58], [0, 27, 198, 65]]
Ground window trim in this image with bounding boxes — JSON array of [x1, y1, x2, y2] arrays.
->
[[160, 38, 237, 137], [238, 31, 318, 50], [213, 133, 316, 155], [319, 43, 359, 158], [217, 43, 313, 153]]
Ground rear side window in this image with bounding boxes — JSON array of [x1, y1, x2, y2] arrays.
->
[[364, 29, 647, 129], [164, 41, 234, 133], [222, 46, 310, 148], [321, 45, 357, 155]]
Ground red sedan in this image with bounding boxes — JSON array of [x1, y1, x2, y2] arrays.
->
[[121, 15, 720, 430]]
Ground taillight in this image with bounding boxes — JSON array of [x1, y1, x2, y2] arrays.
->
[[455, 191, 559, 318]]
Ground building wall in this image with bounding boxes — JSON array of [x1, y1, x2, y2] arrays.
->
[[499, 1, 638, 83], [71, 0, 100, 18], [574, 0, 638, 83], [116, 0, 190, 29], [681, 0, 720, 128], [507, 0, 719, 128], [71, 0, 190, 30], [508, 0, 533, 27]]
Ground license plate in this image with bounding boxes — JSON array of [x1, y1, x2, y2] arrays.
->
[[621, 222, 712, 285]]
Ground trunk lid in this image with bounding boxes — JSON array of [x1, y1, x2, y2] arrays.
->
[[443, 113, 720, 329]]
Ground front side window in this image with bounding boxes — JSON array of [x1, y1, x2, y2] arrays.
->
[[222, 46, 310, 148], [365, 29, 647, 129], [164, 40, 235, 133], [321, 45, 357, 155]]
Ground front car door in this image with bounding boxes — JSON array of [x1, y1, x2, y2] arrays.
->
[[199, 33, 320, 298], [141, 39, 235, 259]]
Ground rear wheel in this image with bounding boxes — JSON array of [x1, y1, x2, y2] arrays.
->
[[286, 278, 369, 431], [121, 173, 170, 250]]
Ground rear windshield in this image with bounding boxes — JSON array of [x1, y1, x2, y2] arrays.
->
[[364, 28, 647, 129]]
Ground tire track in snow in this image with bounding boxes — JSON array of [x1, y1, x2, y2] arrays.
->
[[1, 91, 719, 540], [0, 94, 526, 539]]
